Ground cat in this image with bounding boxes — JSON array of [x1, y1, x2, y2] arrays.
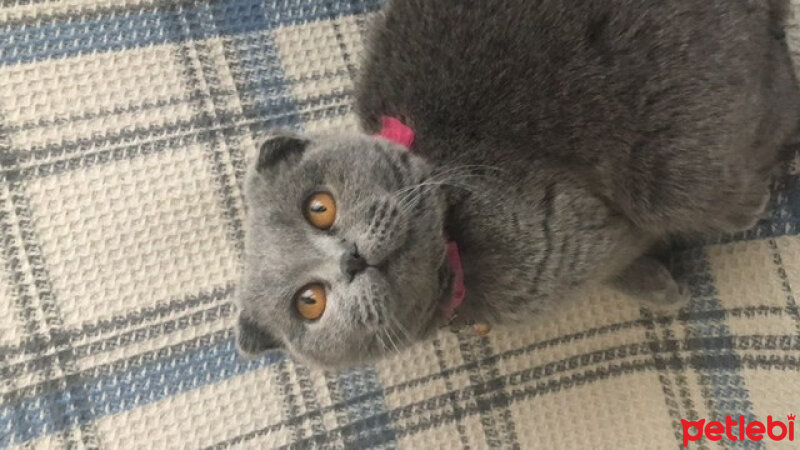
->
[[235, 0, 800, 368]]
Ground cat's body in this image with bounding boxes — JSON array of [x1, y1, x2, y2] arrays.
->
[[354, 0, 800, 323], [236, 0, 800, 367]]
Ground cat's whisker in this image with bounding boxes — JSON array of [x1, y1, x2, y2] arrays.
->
[[395, 187, 440, 218], [429, 164, 504, 179], [380, 308, 410, 351], [388, 330, 403, 355], [392, 177, 478, 209], [394, 176, 484, 218], [390, 180, 436, 202], [383, 327, 400, 355], [389, 163, 497, 201], [388, 314, 411, 346], [383, 317, 405, 354], [376, 333, 389, 354], [392, 175, 472, 205], [417, 170, 491, 192]]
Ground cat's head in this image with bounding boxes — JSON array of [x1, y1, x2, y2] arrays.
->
[[235, 131, 451, 368]]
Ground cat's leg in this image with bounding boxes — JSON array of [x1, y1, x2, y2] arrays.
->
[[611, 256, 689, 311]]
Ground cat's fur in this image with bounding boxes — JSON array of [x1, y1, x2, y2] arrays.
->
[[236, 0, 800, 367]]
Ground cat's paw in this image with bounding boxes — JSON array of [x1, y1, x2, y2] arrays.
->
[[637, 280, 691, 313], [612, 256, 690, 313]]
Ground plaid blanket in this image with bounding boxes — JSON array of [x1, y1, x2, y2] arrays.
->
[[2, 1, 800, 448]]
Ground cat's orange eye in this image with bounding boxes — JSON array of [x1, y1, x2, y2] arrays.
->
[[304, 192, 337, 230], [295, 284, 327, 320]]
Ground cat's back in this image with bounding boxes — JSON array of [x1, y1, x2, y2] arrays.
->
[[357, 0, 793, 169]]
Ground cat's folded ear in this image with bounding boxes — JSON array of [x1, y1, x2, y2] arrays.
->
[[235, 312, 281, 358], [257, 132, 309, 172]]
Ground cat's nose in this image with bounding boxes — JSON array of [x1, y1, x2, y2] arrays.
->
[[340, 244, 368, 281]]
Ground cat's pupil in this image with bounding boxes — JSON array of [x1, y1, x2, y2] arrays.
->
[[310, 201, 326, 213], [301, 296, 316, 305]]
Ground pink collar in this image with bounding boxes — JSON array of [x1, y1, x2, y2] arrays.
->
[[376, 116, 466, 319]]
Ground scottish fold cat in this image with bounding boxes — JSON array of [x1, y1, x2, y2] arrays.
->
[[236, 0, 799, 367]]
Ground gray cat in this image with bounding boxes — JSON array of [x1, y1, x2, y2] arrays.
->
[[236, 0, 800, 367]]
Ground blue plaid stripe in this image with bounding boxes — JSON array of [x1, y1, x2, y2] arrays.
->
[[0, 0, 382, 67], [227, 30, 306, 133], [680, 250, 762, 450], [2, 337, 281, 447], [335, 368, 397, 448]]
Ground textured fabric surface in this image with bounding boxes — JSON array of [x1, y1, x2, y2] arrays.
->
[[2, 1, 800, 449]]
